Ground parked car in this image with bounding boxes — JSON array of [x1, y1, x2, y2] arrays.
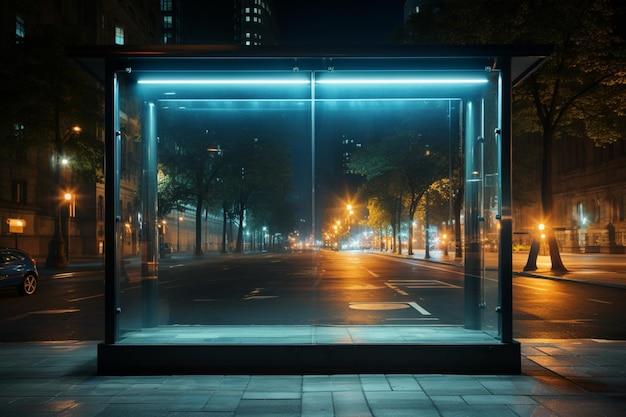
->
[[0, 248, 39, 296]]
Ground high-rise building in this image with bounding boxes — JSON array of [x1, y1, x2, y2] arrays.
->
[[161, 0, 278, 45]]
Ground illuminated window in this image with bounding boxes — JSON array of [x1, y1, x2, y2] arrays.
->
[[13, 180, 26, 204], [115, 26, 125, 45], [161, 0, 172, 12], [16, 14, 25, 43], [163, 15, 172, 29], [14, 124, 25, 141]]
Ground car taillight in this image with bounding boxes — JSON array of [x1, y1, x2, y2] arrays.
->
[[31, 257, 36, 266]]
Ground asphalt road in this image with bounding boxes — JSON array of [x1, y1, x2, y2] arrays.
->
[[0, 250, 624, 342]]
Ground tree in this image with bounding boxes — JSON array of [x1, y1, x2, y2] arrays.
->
[[349, 131, 449, 256], [158, 116, 224, 255], [404, 0, 626, 271], [223, 136, 293, 253]]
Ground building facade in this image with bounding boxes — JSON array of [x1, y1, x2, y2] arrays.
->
[[0, 0, 161, 259], [552, 136, 626, 253]]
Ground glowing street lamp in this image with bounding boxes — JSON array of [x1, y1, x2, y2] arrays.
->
[[538, 223, 547, 255], [46, 125, 81, 268]]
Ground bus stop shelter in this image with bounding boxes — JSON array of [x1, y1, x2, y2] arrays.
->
[[71, 44, 550, 374]]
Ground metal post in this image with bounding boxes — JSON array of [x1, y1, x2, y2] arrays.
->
[[464, 99, 484, 330], [499, 58, 514, 343], [104, 65, 120, 344], [141, 101, 159, 328]]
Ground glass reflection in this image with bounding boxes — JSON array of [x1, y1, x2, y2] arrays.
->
[[113, 68, 502, 344]]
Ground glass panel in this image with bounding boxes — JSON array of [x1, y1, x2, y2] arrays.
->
[[463, 70, 502, 336], [113, 64, 502, 344]]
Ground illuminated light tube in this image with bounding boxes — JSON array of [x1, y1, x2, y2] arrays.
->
[[316, 78, 488, 85], [138, 78, 486, 86], [138, 79, 310, 85]]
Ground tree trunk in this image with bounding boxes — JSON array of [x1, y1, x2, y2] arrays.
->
[[407, 211, 414, 255], [524, 128, 567, 272], [221, 207, 228, 253], [194, 196, 203, 255], [235, 209, 244, 253]]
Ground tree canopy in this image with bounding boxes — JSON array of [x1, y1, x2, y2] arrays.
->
[[1, 23, 103, 183], [404, 0, 626, 270]]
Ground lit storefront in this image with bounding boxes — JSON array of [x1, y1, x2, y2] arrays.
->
[[71, 45, 549, 374]]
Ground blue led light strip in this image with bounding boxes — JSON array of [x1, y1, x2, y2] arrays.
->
[[138, 78, 488, 86]]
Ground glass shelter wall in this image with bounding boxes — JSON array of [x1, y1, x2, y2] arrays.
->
[[110, 59, 505, 345]]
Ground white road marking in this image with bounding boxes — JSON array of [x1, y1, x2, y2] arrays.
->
[[385, 282, 409, 295], [408, 301, 432, 316], [6, 309, 80, 321], [244, 295, 279, 300], [588, 298, 612, 305], [390, 279, 462, 289], [348, 301, 432, 316], [68, 294, 103, 302], [387, 317, 440, 321]]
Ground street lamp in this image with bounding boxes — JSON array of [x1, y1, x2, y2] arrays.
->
[[46, 125, 81, 268], [538, 223, 546, 255]]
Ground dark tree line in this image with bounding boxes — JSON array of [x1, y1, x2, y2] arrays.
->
[[404, 0, 626, 271], [157, 112, 295, 255]]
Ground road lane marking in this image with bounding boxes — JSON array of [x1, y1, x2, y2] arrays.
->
[[244, 295, 279, 300], [242, 287, 278, 300], [547, 319, 596, 324], [390, 279, 462, 289], [68, 294, 103, 302], [348, 301, 432, 316], [588, 298, 612, 305], [349, 302, 411, 311], [387, 317, 440, 321], [386, 280, 461, 295], [408, 301, 432, 316], [6, 309, 80, 321], [385, 282, 409, 295]]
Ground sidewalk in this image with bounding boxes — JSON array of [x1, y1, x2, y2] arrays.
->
[[0, 339, 624, 416], [399, 249, 626, 290], [20, 251, 624, 415]]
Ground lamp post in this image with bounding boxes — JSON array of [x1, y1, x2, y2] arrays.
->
[[46, 125, 81, 268], [177, 211, 183, 253], [424, 145, 431, 260], [346, 204, 353, 245], [64, 193, 75, 262]]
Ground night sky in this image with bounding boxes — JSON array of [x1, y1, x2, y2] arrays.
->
[[272, 0, 407, 45]]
